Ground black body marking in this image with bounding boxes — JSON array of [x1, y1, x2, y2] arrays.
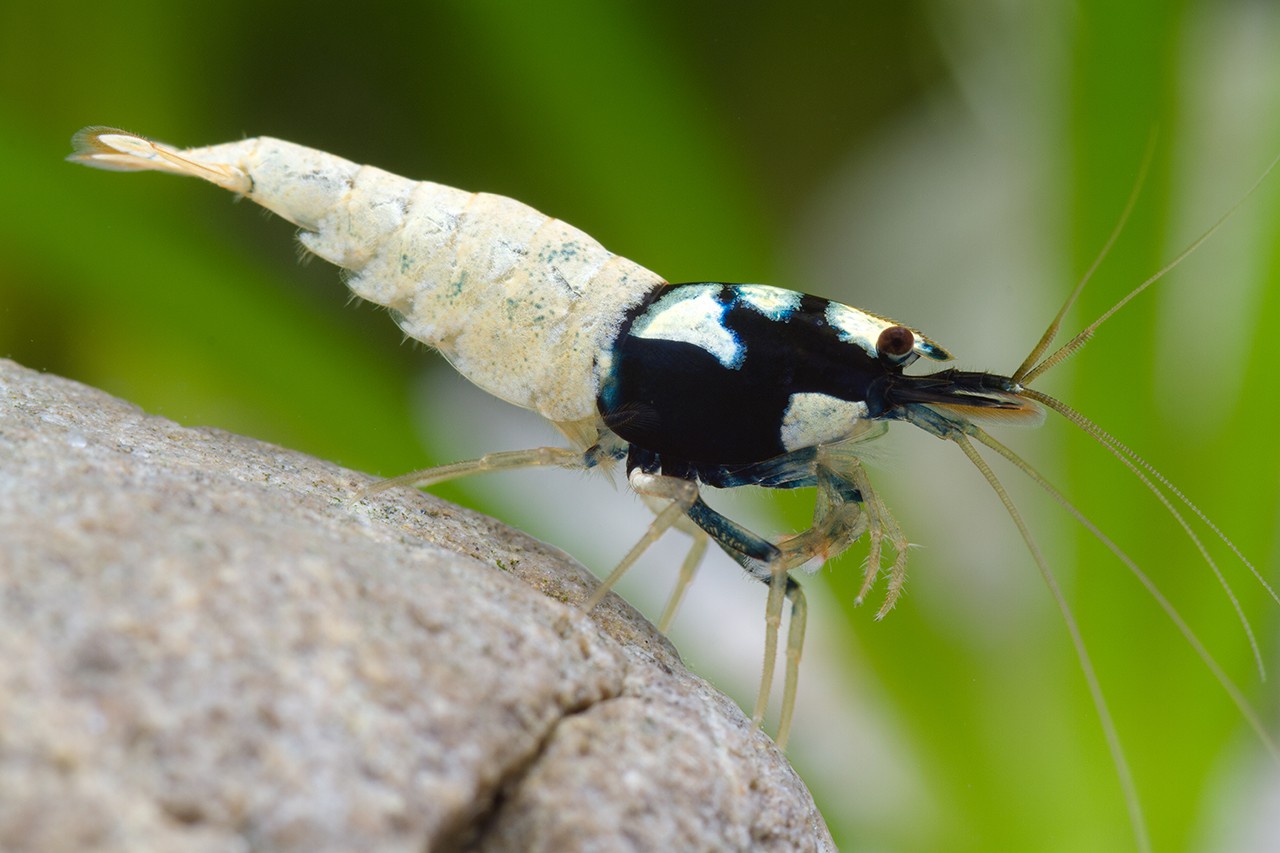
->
[[599, 282, 1024, 489], [598, 283, 895, 470]]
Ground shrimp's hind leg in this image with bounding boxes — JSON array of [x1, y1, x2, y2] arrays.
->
[[354, 445, 602, 502], [657, 528, 709, 633], [584, 471, 701, 612], [360, 446, 700, 628], [633, 491, 710, 633]]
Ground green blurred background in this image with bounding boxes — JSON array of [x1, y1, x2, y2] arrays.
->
[[3, 1, 1279, 849]]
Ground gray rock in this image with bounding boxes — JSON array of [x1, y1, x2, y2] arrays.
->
[[0, 359, 834, 852]]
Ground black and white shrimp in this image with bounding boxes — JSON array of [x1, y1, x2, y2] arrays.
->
[[70, 127, 1279, 848]]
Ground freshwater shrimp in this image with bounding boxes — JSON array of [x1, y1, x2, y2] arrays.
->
[[69, 127, 1279, 849]]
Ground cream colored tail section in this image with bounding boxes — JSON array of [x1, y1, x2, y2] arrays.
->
[[69, 126, 663, 423], [70, 127, 253, 195]]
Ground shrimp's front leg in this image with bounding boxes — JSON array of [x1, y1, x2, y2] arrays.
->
[[777, 456, 911, 619], [672, 497, 808, 748], [728, 456, 906, 744]]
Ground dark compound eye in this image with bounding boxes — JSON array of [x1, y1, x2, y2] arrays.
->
[[876, 325, 916, 364]]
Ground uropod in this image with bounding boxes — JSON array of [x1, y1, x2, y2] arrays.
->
[[70, 128, 1279, 846]]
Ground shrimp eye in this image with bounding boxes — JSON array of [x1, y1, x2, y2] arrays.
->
[[876, 325, 916, 365]]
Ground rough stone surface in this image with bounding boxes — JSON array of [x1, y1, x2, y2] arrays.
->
[[0, 359, 834, 852]]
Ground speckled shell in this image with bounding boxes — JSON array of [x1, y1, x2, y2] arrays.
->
[[81, 132, 665, 424]]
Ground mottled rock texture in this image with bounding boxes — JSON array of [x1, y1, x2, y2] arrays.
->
[[0, 359, 834, 852]]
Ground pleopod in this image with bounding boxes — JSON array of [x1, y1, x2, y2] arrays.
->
[[69, 128, 1278, 847]]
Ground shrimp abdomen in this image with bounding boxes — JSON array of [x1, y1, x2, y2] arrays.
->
[[71, 128, 663, 422]]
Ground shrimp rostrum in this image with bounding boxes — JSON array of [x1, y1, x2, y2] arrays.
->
[[69, 128, 1278, 808]]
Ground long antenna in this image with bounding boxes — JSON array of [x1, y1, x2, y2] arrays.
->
[[1021, 149, 1280, 385], [1023, 388, 1273, 678], [951, 433, 1149, 853], [1012, 133, 1157, 383]]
